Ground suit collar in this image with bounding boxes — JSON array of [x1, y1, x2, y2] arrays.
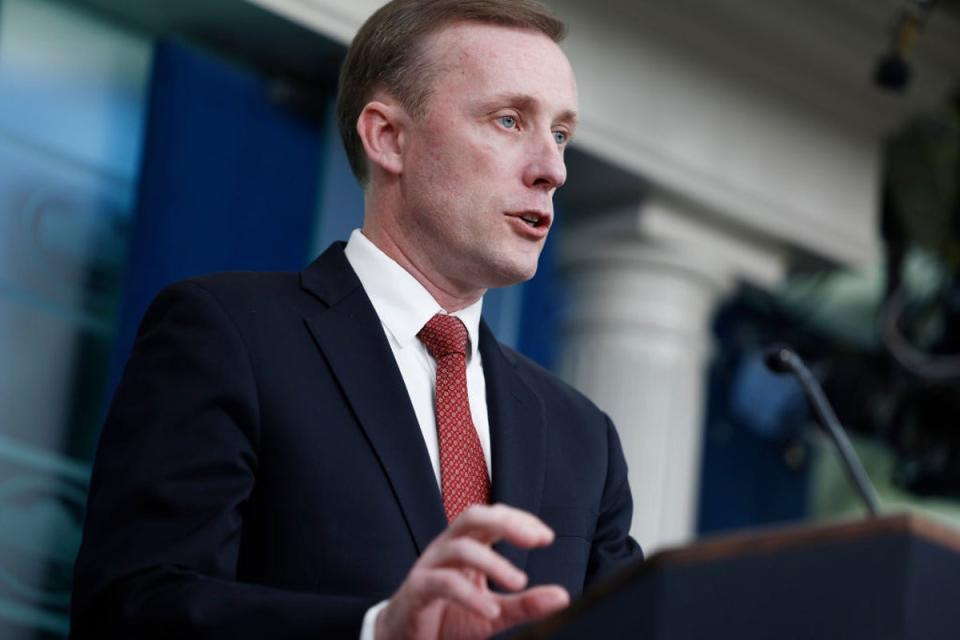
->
[[301, 244, 448, 553], [300, 241, 358, 307]]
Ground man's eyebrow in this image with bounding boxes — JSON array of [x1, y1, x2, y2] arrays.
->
[[556, 108, 579, 129], [481, 92, 579, 126]]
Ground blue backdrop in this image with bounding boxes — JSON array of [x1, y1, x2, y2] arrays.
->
[[107, 41, 325, 399]]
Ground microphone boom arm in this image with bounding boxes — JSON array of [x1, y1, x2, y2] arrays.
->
[[766, 347, 882, 518]]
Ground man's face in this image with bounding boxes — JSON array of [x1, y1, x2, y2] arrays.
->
[[396, 22, 578, 294]]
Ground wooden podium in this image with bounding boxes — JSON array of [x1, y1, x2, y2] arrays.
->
[[520, 514, 960, 639]]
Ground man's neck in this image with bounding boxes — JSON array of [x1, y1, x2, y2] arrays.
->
[[359, 224, 484, 313]]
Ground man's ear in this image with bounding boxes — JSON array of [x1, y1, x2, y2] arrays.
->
[[356, 99, 406, 177]]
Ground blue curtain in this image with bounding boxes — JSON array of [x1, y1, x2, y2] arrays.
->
[[107, 41, 325, 400]]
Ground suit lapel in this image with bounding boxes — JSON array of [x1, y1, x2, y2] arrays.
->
[[300, 245, 547, 566], [481, 321, 547, 572], [300, 245, 447, 554]]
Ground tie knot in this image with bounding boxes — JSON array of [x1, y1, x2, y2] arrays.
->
[[418, 314, 469, 359]]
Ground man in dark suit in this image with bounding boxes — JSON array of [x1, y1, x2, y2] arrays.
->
[[71, 1, 642, 638]]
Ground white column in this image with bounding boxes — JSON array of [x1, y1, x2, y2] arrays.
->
[[557, 194, 785, 552]]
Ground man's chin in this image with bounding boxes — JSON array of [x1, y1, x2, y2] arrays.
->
[[483, 260, 539, 289]]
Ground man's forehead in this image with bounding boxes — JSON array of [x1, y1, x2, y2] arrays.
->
[[423, 21, 578, 108], [427, 20, 565, 61]]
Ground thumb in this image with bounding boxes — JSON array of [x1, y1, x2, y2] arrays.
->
[[491, 585, 569, 633]]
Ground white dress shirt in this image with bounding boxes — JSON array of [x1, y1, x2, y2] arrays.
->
[[344, 229, 492, 639]]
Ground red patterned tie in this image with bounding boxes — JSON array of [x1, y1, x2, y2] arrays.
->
[[417, 314, 491, 522]]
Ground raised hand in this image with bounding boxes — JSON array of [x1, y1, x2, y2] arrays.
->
[[375, 504, 570, 640]]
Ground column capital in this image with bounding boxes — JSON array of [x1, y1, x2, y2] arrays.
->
[[561, 191, 788, 291]]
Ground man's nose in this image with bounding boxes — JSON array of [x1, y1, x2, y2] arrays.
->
[[523, 131, 567, 191]]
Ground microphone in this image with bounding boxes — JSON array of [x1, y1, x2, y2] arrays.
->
[[764, 346, 881, 517]]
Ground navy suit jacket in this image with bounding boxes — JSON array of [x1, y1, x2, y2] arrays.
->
[[71, 243, 641, 638]]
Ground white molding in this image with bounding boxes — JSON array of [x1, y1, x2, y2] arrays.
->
[[545, 0, 959, 267], [244, 0, 383, 44], [552, 0, 893, 267]]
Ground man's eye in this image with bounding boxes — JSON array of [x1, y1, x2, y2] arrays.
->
[[553, 130, 568, 144], [497, 115, 518, 129]]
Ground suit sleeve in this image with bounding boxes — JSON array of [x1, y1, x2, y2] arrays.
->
[[586, 414, 643, 584], [70, 281, 376, 639]]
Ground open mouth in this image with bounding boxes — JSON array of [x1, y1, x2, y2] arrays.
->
[[520, 213, 542, 228], [510, 211, 550, 229]]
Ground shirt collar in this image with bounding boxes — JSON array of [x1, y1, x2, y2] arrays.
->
[[343, 229, 483, 360]]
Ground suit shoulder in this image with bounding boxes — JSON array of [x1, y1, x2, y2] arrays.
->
[[185, 270, 300, 302], [138, 271, 319, 344], [149, 271, 304, 314]]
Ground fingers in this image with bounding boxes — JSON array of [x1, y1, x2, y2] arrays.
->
[[420, 504, 553, 593], [445, 503, 555, 549], [427, 536, 527, 592], [493, 585, 570, 631], [409, 567, 502, 619], [379, 505, 561, 639]]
